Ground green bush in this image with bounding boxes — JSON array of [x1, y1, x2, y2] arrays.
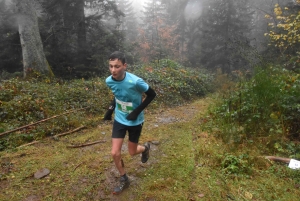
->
[[207, 65, 300, 145], [130, 59, 214, 106], [221, 153, 252, 175]]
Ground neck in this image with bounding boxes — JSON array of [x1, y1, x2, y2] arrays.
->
[[113, 72, 126, 81]]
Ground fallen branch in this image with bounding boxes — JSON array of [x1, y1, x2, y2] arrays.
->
[[265, 156, 291, 164], [17, 140, 40, 148], [55, 126, 86, 137], [0, 107, 88, 138], [16, 126, 86, 148], [66, 140, 106, 148]]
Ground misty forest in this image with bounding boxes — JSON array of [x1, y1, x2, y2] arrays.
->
[[0, 0, 298, 79], [1, 0, 300, 200]]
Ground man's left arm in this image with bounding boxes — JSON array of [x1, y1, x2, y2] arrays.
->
[[126, 87, 156, 120]]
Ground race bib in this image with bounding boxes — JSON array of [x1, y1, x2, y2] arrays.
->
[[289, 159, 300, 169], [116, 98, 133, 114]]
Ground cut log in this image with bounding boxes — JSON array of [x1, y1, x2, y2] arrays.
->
[[265, 156, 291, 164]]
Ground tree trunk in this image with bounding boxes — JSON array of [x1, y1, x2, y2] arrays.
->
[[16, 0, 53, 78], [223, 0, 232, 74], [76, 0, 87, 64]]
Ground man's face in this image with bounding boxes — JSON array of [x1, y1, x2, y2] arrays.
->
[[109, 59, 127, 80]]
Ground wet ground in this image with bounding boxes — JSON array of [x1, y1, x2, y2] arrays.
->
[[99, 103, 202, 200]]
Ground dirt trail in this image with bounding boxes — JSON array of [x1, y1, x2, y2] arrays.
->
[[101, 100, 208, 201]]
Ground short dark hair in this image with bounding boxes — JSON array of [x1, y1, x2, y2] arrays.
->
[[109, 51, 126, 64]]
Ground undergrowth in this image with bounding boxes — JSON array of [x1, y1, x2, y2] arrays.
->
[[0, 92, 299, 200], [203, 65, 300, 157], [0, 59, 213, 150], [0, 78, 110, 150], [130, 59, 213, 105]]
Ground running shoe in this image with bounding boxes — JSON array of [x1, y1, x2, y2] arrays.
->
[[141, 142, 150, 163], [113, 176, 130, 195]]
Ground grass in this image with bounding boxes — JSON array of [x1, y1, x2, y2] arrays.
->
[[1, 97, 300, 201], [135, 122, 195, 200]]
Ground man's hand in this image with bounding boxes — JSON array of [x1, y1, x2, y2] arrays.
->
[[126, 111, 139, 120], [103, 98, 116, 120], [103, 109, 113, 120]]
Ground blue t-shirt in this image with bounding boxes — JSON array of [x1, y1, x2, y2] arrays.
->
[[105, 72, 149, 126]]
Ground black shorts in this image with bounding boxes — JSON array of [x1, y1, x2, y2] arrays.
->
[[112, 120, 143, 143]]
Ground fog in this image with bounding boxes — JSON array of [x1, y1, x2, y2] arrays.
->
[[184, 0, 203, 21], [128, 0, 204, 22], [131, 0, 145, 18], [1, 0, 298, 77]]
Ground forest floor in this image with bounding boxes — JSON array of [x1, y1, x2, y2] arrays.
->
[[1, 97, 300, 201]]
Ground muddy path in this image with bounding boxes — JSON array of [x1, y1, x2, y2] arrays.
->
[[99, 100, 208, 201]]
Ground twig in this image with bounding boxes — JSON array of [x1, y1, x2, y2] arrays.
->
[[17, 140, 40, 148], [55, 126, 86, 137], [0, 107, 88, 138], [66, 140, 106, 148], [73, 162, 84, 171]]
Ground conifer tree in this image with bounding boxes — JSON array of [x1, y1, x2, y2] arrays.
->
[[139, 0, 181, 62], [115, 0, 138, 42], [197, 0, 254, 73], [160, 0, 189, 63]]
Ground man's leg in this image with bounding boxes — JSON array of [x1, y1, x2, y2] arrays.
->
[[128, 141, 150, 163], [111, 138, 130, 195], [128, 141, 145, 156], [111, 138, 125, 175], [127, 123, 151, 163]]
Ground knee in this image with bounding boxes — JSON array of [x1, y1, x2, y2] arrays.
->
[[111, 150, 121, 159]]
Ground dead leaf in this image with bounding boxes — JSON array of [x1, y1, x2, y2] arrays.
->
[[198, 193, 205, 198], [245, 191, 253, 200]]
